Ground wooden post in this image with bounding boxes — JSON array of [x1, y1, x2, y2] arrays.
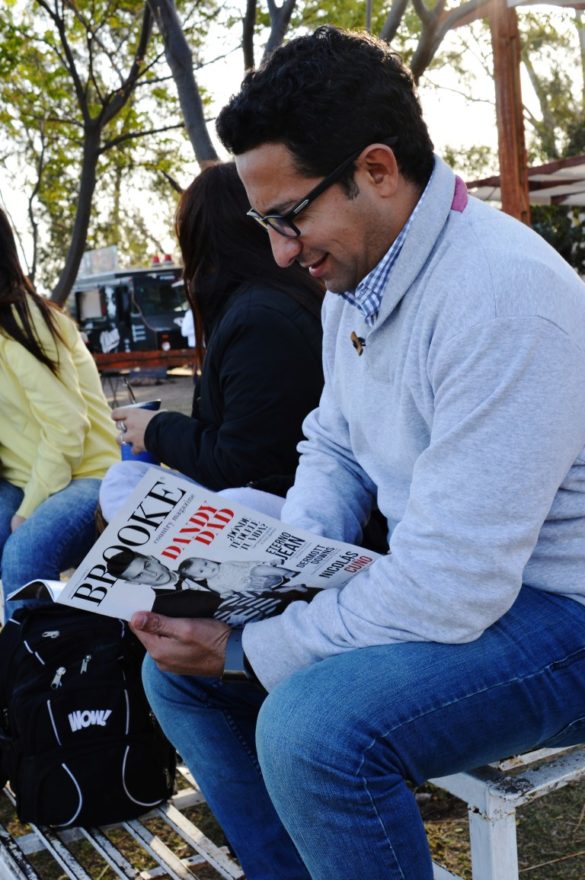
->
[[490, 0, 531, 224]]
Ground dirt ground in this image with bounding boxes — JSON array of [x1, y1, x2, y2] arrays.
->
[[100, 365, 196, 416]]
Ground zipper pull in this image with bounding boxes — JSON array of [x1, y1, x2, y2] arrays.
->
[[80, 655, 91, 674], [51, 667, 66, 689]]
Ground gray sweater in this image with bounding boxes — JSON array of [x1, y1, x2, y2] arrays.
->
[[244, 156, 585, 691]]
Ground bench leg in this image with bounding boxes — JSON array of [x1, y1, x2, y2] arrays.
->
[[468, 798, 519, 880]]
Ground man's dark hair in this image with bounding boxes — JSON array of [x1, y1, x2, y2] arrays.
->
[[106, 548, 140, 579], [216, 26, 434, 189]]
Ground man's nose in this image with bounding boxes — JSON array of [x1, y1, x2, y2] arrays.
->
[[268, 229, 302, 268]]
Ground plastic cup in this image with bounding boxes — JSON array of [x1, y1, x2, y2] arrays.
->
[[119, 399, 161, 464]]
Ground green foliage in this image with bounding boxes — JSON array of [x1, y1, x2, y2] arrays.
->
[[289, 0, 422, 64], [532, 205, 585, 275], [290, 0, 374, 34], [0, 0, 193, 290], [565, 120, 585, 158], [87, 126, 185, 266], [1, 0, 583, 293], [519, 10, 583, 162], [442, 144, 496, 180]]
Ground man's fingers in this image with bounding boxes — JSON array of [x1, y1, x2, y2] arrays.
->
[[130, 611, 174, 637], [129, 613, 231, 677], [130, 612, 203, 642]]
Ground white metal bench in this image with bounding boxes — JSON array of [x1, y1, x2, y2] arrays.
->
[[0, 764, 244, 880], [1, 747, 584, 878], [430, 744, 585, 880]]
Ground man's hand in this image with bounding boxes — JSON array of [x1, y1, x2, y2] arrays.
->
[[130, 612, 231, 676]]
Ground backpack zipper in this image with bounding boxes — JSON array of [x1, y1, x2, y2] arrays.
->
[[51, 667, 66, 689]]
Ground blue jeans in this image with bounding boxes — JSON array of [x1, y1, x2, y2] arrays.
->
[[143, 586, 585, 879], [0, 477, 101, 620]]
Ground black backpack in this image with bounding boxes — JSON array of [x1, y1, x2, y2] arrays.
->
[[0, 604, 176, 828]]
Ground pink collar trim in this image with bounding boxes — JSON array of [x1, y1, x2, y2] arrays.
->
[[451, 176, 468, 213]]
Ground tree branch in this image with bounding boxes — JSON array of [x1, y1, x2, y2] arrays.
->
[[409, 0, 492, 82], [264, 0, 296, 60], [438, 0, 492, 34], [158, 166, 184, 193], [62, 0, 125, 82], [147, 0, 218, 163], [35, 0, 89, 120], [380, 0, 410, 43], [100, 3, 153, 127], [26, 124, 47, 282], [242, 0, 256, 70], [101, 121, 185, 151], [411, 0, 434, 30]]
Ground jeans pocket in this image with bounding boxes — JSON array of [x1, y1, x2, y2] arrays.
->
[[540, 716, 585, 749], [550, 646, 585, 670]]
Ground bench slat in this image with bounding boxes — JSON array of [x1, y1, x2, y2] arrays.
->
[[0, 766, 243, 880]]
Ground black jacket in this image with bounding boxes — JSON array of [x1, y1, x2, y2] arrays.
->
[[144, 281, 323, 493]]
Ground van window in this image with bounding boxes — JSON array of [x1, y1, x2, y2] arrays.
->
[[133, 275, 187, 316]]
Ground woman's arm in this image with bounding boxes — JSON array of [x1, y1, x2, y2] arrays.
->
[[145, 297, 323, 490], [6, 339, 91, 518]]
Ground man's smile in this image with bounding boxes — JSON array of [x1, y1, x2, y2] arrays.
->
[[302, 253, 328, 278]]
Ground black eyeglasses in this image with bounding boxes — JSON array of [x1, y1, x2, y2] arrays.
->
[[247, 140, 396, 239]]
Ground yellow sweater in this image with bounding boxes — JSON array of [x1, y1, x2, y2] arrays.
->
[[0, 303, 119, 518]]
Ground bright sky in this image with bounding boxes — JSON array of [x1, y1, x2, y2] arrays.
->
[[199, 24, 500, 161]]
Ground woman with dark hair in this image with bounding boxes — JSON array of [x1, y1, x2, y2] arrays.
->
[[101, 162, 324, 520], [0, 209, 119, 620]]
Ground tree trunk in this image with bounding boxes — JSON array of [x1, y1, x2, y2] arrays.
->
[[149, 0, 219, 164], [577, 10, 585, 112], [242, 0, 256, 70], [490, 0, 531, 225], [522, 52, 559, 159], [50, 126, 101, 304], [263, 0, 296, 60]]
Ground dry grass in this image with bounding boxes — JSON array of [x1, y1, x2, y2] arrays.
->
[[420, 778, 585, 879], [4, 778, 585, 878], [0, 786, 231, 880]]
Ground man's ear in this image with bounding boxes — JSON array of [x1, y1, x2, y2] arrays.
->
[[360, 144, 399, 196]]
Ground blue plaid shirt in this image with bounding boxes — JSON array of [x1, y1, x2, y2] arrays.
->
[[341, 182, 429, 325]]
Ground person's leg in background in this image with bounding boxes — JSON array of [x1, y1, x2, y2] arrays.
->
[[99, 462, 286, 526], [142, 657, 311, 880], [0, 479, 24, 622], [99, 460, 159, 523], [256, 587, 585, 880], [99, 461, 213, 524], [2, 477, 102, 620], [219, 486, 285, 520], [0, 480, 23, 550]]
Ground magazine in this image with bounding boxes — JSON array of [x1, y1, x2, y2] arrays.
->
[[11, 469, 380, 626]]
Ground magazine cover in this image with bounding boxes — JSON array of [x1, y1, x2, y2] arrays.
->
[[19, 469, 380, 626]]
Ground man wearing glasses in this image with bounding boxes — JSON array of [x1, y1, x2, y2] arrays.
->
[[131, 26, 585, 880]]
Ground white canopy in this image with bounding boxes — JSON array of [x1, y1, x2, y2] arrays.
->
[[467, 154, 585, 206]]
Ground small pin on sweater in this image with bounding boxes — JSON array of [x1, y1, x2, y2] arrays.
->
[[351, 331, 366, 356]]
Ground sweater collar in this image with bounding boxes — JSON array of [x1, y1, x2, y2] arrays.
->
[[372, 156, 465, 327]]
